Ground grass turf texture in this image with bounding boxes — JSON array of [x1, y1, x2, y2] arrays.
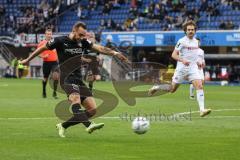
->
[[0, 79, 240, 160]]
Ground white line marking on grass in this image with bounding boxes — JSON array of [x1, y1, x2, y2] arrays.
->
[[0, 84, 8, 87], [0, 108, 239, 120], [0, 117, 56, 120], [191, 116, 240, 119], [99, 116, 119, 119], [0, 116, 120, 120], [174, 108, 240, 116]]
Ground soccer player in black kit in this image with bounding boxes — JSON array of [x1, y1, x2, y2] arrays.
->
[[20, 22, 128, 138], [84, 32, 101, 92]]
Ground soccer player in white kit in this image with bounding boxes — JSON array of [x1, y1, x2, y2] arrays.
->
[[189, 38, 205, 99], [149, 20, 211, 117]]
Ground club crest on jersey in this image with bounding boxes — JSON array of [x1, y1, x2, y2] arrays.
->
[[183, 46, 199, 50]]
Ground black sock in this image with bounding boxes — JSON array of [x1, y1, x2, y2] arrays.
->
[[42, 80, 47, 95], [62, 103, 91, 129], [89, 81, 93, 91], [53, 80, 58, 95]]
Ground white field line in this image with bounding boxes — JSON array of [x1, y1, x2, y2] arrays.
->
[[0, 108, 240, 120], [174, 108, 240, 116], [0, 84, 9, 87]]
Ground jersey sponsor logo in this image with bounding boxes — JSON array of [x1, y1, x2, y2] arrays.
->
[[65, 48, 84, 55], [182, 46, 199, 50]]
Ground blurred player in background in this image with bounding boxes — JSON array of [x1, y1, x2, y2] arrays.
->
[[189, 38, 205, 99], [149, 20, 211, 117], [21, 21, 128, 138], [17, 58, 24, 78], [84, 32, 101, 93], [38, 28, 59, 99]]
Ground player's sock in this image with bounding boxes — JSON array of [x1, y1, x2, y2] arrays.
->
[[196, 89, 205, 112], [53, 80, 58, 97], [190, 84, 195, 98], [62, 103, 91, 129], [148, 84, 171, 96], [89, 81, 93, 92], [42, 80, 47, 97]]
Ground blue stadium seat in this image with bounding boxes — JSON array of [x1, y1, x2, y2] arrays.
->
[[1, 0, 240, 34]]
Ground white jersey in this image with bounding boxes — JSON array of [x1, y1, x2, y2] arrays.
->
[[175, 36, 199, 68], [172, 36, 203, 83]]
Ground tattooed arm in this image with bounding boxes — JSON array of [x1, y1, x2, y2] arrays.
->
[[91, 44, 128, 62], [20, 45, 48, 65]]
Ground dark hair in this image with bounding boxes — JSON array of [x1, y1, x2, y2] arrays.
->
[[45, 28, 52, 33], [72, 21, 87, 31], [182, 20, 197, 32]]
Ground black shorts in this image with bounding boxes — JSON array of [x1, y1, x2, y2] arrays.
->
[[63, 77, 93, 103], [42, 61, 59, 78]]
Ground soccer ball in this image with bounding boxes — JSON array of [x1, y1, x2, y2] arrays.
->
[[132, 117, 150, 134]]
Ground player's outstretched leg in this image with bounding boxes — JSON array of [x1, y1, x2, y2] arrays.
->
[[56, 94, 104, 137], [82, 97, 104, 134], [148, 84, 172, 96], [57, 103, 92, 137]]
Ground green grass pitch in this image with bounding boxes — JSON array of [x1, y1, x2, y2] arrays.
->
[[0, 79, 240, 160]]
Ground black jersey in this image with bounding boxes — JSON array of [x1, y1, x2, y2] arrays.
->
[[46, 36, 93, 82]]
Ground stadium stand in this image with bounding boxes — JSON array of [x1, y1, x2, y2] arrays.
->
[[0, 0, 61, 35], [0, 0, 239, 82], [1, 0, 240, 36]]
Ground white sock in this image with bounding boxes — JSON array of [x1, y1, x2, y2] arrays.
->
[[153, 85, 160, 90], [153, 84, 171, 92], [189, 84, 195, 97], [196, 89, 205, 112]]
